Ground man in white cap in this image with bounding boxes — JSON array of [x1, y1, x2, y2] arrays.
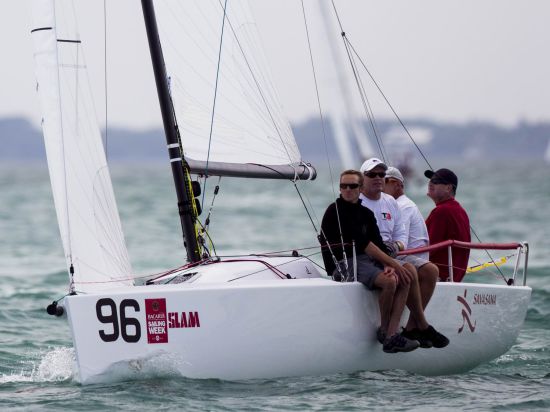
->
[[359, 158, 406, 255], [384, 166, 443, 346], [360, 158, 449, 349]]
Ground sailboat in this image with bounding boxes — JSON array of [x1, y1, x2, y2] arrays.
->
[[31, 0, 531, 385]]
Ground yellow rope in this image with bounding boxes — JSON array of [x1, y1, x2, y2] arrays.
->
[[183, 167, 205, 257], [466, 256, 508, 273]]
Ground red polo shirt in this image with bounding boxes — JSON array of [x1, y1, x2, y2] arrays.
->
[[425, 198, 471, 282]]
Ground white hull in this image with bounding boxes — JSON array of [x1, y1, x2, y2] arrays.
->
[[62, 258, 531, 384]]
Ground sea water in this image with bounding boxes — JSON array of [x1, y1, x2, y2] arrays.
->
[[1, 160, 549, 410]]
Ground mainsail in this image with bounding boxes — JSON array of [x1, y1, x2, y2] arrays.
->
[[31, 0, 132, 292], [153, 1, 314, 179]]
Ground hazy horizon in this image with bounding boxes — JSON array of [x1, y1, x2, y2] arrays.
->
[[2, 0, 550, 132]]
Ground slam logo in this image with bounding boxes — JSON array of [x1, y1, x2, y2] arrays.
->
[[457, 290, 476, 333], [168, 311, 201, 329]]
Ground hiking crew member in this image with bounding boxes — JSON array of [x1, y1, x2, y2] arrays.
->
[[425, 168, 471, 282]]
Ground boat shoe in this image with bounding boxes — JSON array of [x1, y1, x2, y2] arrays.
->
[[402, 326, 449, 349], [376, 327, 386, 344], [382, 333, 420, 353], [401, 328, 433, 348]]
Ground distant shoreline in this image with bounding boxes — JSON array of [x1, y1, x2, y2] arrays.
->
[[2, 116, 549, 162]]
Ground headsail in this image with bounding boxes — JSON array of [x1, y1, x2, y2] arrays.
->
[[31, 0, 132, 292], [153, 0, 315, 179]]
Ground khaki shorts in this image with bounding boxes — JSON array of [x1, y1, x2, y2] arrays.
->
[[397, 254, 430, 270], [333, 254, 384, 290]]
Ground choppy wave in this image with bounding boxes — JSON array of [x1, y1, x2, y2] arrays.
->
[[0, 347, 74, 384]]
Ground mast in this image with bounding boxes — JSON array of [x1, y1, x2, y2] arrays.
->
[[141, 0, 201, 263]]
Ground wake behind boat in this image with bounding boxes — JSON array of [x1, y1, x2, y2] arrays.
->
[[31, 0, 531, 384]]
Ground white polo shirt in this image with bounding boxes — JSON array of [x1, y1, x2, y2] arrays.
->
[[396, 194, 429, 260], [359, 192, 407, 247]]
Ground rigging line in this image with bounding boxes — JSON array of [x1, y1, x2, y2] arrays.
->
[[225, 254, 317, 282], [216, 0, 294, 163], [294, 175, 322, 233], [328, 1, 387, 163], [293, 182, 318, 233], [300, 0, 347, 275], [103, 0, 108, 161], [203, 176, 221, 232], [300, 0, 336, 201], [332, 5, 493, 283], [55, 5, 73, 269], [199, 179, 220, 258], [344, 37, 389, 163], [158, 5, 271, 132], [245, 162, 319, 231], [241, 161, 320, 239], [466, 253, 514, 272], [330, 5, 501, 284], [344, 38, 433, 170], [329, 0, 429, 167], [470, 227, 507, 282], [341, 34, 387, 163], [202, 0, 229, 207], [303, 251, 330, 273], [201, 225, 218, 258]]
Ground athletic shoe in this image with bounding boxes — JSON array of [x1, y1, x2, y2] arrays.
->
[[376, 327, 386, 344], [401, 328, 433, 348], [418, 325, 450, 348], [383, 333, 420, 353]]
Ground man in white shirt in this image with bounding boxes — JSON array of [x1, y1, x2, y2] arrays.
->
[[360, 158, 448, 348], [383, 166, 442, 344], [359, 159, 407, 256]]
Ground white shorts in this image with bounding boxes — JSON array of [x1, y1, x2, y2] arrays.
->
[[397, 254, 430, 270]]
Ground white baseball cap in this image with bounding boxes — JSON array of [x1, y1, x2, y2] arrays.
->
[[360, 158, 388, 173], [386, 166, 404, 183]]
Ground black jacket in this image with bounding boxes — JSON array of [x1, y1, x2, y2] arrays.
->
[[320, 196, 387, 276]]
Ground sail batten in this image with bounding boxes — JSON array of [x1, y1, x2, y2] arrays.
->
[[31, 0, 132, 292]]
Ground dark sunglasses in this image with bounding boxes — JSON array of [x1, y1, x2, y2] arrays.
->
[[429, 179, 447, 185], [364, 171, 386, 178], [339, 183, 360, 189]]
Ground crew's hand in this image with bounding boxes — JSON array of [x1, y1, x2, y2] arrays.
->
[[384, 241, 400, 257], [392, 262, 414, 285], [381, 266, 398, 284]]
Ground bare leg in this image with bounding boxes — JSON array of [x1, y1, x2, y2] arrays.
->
[[374, 271, 410, 337], [418, 262, 438, 309], [374, 271, 396, 334], [386, 282, 409, 337], [403, 263, 429, 331], [405, 262, 438, 329]]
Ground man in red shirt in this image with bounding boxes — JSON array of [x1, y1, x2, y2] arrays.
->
[[425, 168, 471, 282]]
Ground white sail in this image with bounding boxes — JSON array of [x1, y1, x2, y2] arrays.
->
[[153, 0, 302, 169], [31, 0, 132, 293]]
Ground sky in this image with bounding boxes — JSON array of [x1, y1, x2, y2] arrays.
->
[[2, 0, 550, 131]]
